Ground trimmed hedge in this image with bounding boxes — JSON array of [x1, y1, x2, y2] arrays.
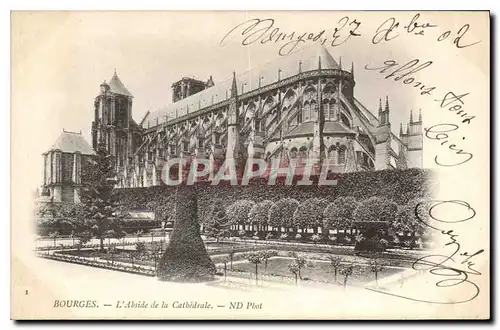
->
[[115, 168, 435, 225]]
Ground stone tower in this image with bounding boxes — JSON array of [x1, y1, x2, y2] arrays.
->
[[91, 70, 133, 168], [407, 109, 423, 168]]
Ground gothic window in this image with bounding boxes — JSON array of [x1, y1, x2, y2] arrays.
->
[[311, 100, 318, 121], [170, 145, 176, 155], [215, 133, 221, 145], [255, 118, 261, 132], [148, 150, 153, 161], [329, 99, 337, 119], [158, 148, 164, 158], [323, 100, 330, 120], [297, 107, 302, 124], [183, 141, 189, 152], [198, 138, 204, 147], [303, 102, 311, 122], [290, 147, 298, 158]]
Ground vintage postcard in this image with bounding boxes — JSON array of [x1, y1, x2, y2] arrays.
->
[[11, 11, 490, 320]]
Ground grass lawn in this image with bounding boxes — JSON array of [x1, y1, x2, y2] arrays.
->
[[230, 257, 404, 286]]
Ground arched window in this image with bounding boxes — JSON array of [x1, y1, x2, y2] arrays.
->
[[297, 107, 302, 124], [329, 99, 337, 119], [323, 99, 330, 120], [311, 100, 318, 121], [290, 147, 298, 159], [303, 102, 311, 122]]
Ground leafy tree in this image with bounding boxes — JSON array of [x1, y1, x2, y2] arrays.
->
[[248, 200, 274, 233], [80, 140, 124, 252], [392, 199, 429, 239], [288, 263, 300, 285], [268, 198, 298, 233], [326, 255, 342, 283], [324, 196, 358, 236], [228, 247, 236, 271], [226, 199, 255, 231], [339, 263, 354, 289], [260, 250, 278, 272], [48, 231, 59, 248], [288, 252, 308, 280], [369, 258, 384, 286], [294, 198, 328, 234], [353, 197, 398, 224], [204, 199, 231, 242], [245, 252, 263, 285]]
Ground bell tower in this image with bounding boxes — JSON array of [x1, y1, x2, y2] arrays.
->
[[91, 70, 133, 168]]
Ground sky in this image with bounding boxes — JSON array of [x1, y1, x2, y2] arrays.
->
[[11, 11, 489, 190]]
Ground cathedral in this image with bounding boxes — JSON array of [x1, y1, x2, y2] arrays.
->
[[42, 44, 423, 198]]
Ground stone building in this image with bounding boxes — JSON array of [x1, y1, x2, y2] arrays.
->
[[40, 130, 94, 203], [90, 45, 423, 188]]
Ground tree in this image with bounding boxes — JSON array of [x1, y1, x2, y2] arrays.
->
[[288, 263, 300, 285], [260, 250, 278, 272], [369, 258, 384, 286], [48, 231, 59, 248], [80, 140, 124, 252], [248, 200, 274, 233], [157, 185, 216, 282], [228, 247, 236, 271], [204, 199, 231, 242], [226, 199, 255, 231], [324, 197, 358, 236], [288, 252, 308, 280], [294, 198, 328, 235], [353, 197, 398, 224], [326, 255, 342, 283], [268, 198, 298, 233], [392, 199, 429, 242], [246, 252, 263, 285], [339, 263, 354, 289]]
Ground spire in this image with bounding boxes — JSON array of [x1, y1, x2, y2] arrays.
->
[[230, 71, 237, 97], [399, 123, 403, 136], [339, 56, 342, 70], [406, 123, 410, 134], [418, 109, 422, 122], [351, 61, 354, 77], [114, 68, 117, 75], [385, 96, 390, 112], [410, 109, 414, 123], [378, 98, 382, 114]]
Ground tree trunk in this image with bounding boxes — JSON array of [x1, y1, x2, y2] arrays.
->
[[334, 269, 337, 283], [295, 273, 298, 285], [343, 276, 348, 289], [255, 263, 258, 285], [375, 271, 378, 286], [100, 238, 104, 252]]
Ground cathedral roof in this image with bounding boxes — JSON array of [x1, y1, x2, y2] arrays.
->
[[46, 131, 95, 155], [143, 44, 341, 128], [108, 71, 133, 97]]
